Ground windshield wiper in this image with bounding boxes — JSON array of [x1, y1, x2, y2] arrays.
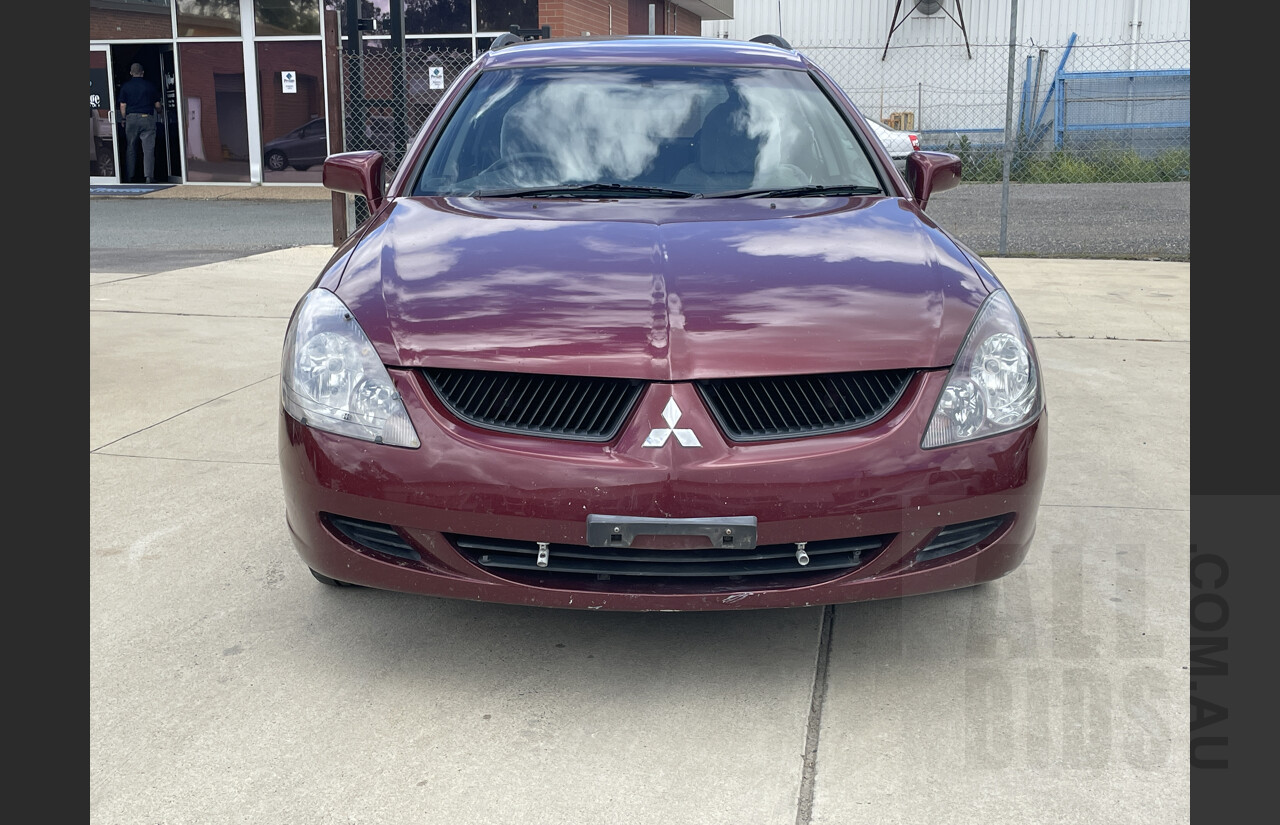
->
[[706, 184, 884, 199], [470, 183, 697, 199]]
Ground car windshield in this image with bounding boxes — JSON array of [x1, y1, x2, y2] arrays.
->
[[412, 64, 883, 198]]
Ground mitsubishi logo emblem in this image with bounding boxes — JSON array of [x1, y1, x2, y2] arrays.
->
[[643, 398, 702, 448]]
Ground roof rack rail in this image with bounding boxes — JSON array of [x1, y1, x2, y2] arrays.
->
[[491, 24, 553, 51], [749, 34, 793, 50], [490, 32, 523, 50]]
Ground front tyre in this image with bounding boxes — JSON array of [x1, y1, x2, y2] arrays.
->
[[309, 567, 356, 587], [266, 150, 288, 171]]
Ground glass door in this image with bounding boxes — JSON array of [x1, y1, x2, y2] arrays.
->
[[90, 45, 118, 184], [159, 46, 183, 182]]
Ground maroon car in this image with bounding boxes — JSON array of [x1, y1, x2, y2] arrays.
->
[[279, 35, 1046, 611]]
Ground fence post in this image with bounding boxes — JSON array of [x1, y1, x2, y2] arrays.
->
[[390, 0, 408, 172], [999, 0, 1019, 256], [324, 8, 346, 247]]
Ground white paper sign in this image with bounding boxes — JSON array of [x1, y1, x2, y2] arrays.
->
[[282, 70, 297, 94], [429, 66, 444, 90]]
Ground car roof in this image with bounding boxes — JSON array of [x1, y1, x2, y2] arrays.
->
[[477, 35, 810, 72]]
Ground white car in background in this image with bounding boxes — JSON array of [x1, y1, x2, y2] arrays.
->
[[864, 118, 921, 174]]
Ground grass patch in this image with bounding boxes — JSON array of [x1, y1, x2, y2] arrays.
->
[[936, 136, 1190, 184]]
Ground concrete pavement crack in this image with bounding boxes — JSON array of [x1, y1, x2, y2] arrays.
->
[[795, 604, 835, 825]]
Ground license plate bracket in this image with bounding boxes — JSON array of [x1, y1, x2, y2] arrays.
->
[[586, 514, 758, 549]]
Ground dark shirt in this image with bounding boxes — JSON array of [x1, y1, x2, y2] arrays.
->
[[120, 76, 160, 115]]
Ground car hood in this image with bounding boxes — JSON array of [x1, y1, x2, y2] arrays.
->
[[331, 196, 991, 381]]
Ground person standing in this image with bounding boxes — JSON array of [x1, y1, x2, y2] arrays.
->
[[118, 63, 162, 183]]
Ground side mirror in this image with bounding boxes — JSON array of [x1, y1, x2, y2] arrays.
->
[[323, 150, 385, 212], [904, 151, 962, 211]]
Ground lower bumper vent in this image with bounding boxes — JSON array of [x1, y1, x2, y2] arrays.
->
[[326, 514, 420, 561], [450, 532, 892, 581], [915, 515, 1009, 563]]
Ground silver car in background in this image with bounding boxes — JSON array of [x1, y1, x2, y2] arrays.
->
[[864, 118, 921, 174]]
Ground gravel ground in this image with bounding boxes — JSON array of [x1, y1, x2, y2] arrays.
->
[[925, 181, 1190, 261], [90, 180, 1191, 266]]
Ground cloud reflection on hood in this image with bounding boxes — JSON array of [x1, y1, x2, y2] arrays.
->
[[727, 216, 937, 265]]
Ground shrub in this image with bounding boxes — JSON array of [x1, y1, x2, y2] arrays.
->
[[1152, 149, 1191, 181], [935, 137, 1189, 183]]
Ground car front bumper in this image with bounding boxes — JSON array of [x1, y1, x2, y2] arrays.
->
[[280, 368, 1047, 611]]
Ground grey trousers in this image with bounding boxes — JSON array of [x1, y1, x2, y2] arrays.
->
[[125, 112, 157, 182]]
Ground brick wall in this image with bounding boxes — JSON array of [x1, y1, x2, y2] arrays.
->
[[669, 4, 702, 36], [89, 8, 171, 40], [541, 0, 616, 37], [541, 1, 704, 38]]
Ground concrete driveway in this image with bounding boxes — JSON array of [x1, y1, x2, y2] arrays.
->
[[90, 248, 1189, 824]]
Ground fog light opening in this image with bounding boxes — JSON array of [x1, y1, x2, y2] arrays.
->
[[914, 515, 1009, 564]]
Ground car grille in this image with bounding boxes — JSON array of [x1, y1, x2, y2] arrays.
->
[[424, 368, 644, 441], [450, 533, 892, 580], [423, 368, 914, 443], [696, 369, 915, 441]]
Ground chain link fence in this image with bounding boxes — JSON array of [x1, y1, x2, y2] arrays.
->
[[340, 47, 476, 223], [799, 35, 1190, 185], [337, 35, 1189, 257]]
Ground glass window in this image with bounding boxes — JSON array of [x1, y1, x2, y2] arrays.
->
[[257, 41, 326, 182], [90, 50, 115, 177], [324, 1, 390, 33], [176, 0, 241, 37], [255, 0, 321, 35], [327, 1, 472, 36], [477, 0, 537, 33], [178, 41, 252, 182], [406, 0, 472, 34], [413, 65, 881, 198], [91, 0, 173, 40]]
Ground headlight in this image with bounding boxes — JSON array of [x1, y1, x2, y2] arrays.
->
[[281, 289, 420, 448], [922, 289, 1042, 448]]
